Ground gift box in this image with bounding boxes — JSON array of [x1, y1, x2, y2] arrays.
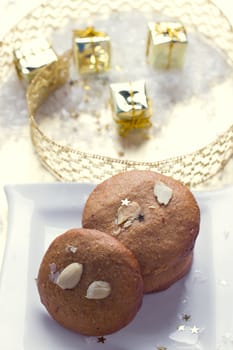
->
[[73, 27, 111, 74], [13, 38, 58, 84], [146, 21, 187, 69], [110, 80, 152, 136]]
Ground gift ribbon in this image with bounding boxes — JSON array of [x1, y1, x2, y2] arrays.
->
[[155, 23, 184, 68], [155, 23, 183, 41], [115, 116, 152, 136], [74, 27, 107, 72]]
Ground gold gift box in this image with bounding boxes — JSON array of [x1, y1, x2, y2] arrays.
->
[[110, 80, 152, 136], [73, 27, 111, 74], [13, 38, 58, 84], [146, 21, 187, 69]]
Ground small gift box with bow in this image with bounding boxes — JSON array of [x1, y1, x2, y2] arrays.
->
[[110, 80, 152, 136], [146, 21, 187, 69], [73, 27, 111, 74], [13, 38, 58, 84]]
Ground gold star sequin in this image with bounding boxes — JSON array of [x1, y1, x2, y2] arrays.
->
[[157, 347, 167, 350], [121, 198, 131, 206], [97, 336, 106, 343], [182, 314, 191, 322], [190, 325, 200, 334], [177, 325, 185, 331], [70, 111, 79, 119], [118, 151, 125, 157]]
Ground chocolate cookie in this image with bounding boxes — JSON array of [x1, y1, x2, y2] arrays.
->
[[82, 170, 200, 293], [37, 228, 143, 335]]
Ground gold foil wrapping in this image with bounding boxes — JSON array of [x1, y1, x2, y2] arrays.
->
[[13, 38, 58, 84], [146, 22, 187, 69], [110, 80, 152, 136], [73, 27, 111, 74]]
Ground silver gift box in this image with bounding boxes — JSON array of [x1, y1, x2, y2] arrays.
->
[[13, 38, 58, 84]]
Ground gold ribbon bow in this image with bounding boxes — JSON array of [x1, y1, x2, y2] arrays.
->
[[155, 22, 184, 41], [73, 27, 106, 38]]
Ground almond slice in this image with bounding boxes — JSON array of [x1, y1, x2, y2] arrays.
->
[[85, 281, 111, 299], [117, 201, 141, 225], [56, 262, 83, 289], [154, 181, 173, 205]]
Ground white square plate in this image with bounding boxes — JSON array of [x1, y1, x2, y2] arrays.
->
[[1, 183, 233, 350]]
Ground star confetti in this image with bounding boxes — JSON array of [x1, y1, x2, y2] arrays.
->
[[97, 336, 106, 343], [177, 325, 185, 331], [219, 279, 229, 287], [190, 326, 200, 334], [182, 314, 191, 322], [138, 213, 144, 222], [157, 347, 167, 350], [121, 198, 131, 206], [181, 297, 189, 304]]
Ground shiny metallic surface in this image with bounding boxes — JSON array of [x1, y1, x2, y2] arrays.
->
[[13, 38, 57, 83]]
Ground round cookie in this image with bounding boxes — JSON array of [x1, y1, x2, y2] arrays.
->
[[37, 228, 143, 335], [82, 170, 200, 293]]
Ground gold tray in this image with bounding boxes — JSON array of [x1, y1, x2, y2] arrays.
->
[[1, 0, 233, 187]]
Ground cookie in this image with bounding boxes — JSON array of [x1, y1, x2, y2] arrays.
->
[[82, 170, 200, 293], [37, 228, 143, 335]]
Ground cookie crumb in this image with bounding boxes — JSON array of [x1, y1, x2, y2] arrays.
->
[[49, 263, 59, 283], [65, 244, 78, 253]]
